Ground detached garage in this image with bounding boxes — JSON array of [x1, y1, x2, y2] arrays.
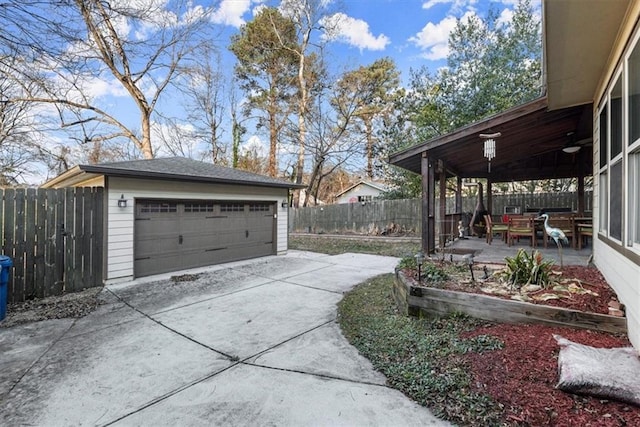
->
[[42, 157, 303, 283]]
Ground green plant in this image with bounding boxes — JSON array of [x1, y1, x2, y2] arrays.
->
[[337, 275, 504, 425], [421, 263, 449, 283], [397, 255, 417, 270], [502, 249, 555, 288], [396, 257, 449, 284]]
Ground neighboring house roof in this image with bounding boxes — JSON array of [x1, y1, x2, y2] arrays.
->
[[335, 181, 387, 198], [42, 157, 306, 189]]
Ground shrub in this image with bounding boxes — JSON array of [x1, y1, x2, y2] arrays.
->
[[502, 249, 555, 288]]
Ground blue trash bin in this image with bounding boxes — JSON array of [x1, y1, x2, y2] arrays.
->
[[0, 255, 12, 321]]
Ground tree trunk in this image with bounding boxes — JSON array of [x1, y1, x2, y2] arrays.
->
[[365, 117, 374, 179], [268, 108, 277, 177], [140, 112, 154, 159]]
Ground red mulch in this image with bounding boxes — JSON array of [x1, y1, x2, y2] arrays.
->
[[458, 265, 639, 426], [411, 263, 640, 424], [463, 324, 640, 426], [535, 266, 620, 315]]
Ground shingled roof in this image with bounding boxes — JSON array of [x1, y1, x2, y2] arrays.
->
[[42, 157, 305, 189]]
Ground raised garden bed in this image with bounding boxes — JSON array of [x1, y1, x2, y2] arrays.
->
[[393, 268, 627, 334]]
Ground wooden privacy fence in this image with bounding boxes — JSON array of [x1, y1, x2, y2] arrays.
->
[[0, 188, 104, 303], [291, 191, 592, 235]]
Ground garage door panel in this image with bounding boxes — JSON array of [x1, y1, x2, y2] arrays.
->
[[134, 200, 275, 277]]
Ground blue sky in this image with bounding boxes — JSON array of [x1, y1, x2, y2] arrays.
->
[[26, 0, 542, 183], [191, 0, 540, 159], [211, 0, 539, 79]]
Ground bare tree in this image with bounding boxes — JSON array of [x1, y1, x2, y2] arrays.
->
[[298, 69, 365, 206], [2, 0, 213, 160], [182, 47, 227, 163], [0, 56, 44, 185], [154, 47, 227, 163], [276, 0, 340, 203]]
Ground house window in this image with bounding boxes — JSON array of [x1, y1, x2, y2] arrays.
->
[[598, 71, 626, 242], [184, 203, 214, 213], [140, 202, 177, 213], [249, 204, 270, 212], [599, 172, 608, 233], [358, 195, 373, 202], [220, 203, 244, 212], [610, 161, 623, 241], [599, 108, 608, 168], [629, 39, 640, 145], [630, 150, 640, 247], [611, 78, 623, 158], [597, 24, 640, 255]]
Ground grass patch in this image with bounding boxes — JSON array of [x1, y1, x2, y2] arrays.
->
[[289, 235, 419, 257], [338, 274, 505, 426]]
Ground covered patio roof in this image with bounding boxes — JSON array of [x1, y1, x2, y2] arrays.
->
[[388, 96, 593, 182]]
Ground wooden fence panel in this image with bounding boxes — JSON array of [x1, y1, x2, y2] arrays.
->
[[0, 188, 104, 303], [35, 189, 46, 298], [291, 191, 593, 235], [53, 189, 65, 297], [24, 188, 36, 300]]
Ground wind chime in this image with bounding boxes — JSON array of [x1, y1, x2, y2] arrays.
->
[[480, 132, 501, 173]]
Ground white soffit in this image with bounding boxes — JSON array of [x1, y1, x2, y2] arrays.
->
[[544, 0, 630, 110]]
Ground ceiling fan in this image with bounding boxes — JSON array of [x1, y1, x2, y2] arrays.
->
[[561, 131, 592, 153]]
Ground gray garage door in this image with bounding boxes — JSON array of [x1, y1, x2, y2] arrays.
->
[[134, 200, 276, 277]]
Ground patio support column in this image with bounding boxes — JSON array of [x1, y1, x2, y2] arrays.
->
[[577, 149, 585, 215], [455, 176, 462, 213], [487, 179, 493, 215], [439, 161, 447, 249], [421, 153, 436, 254]]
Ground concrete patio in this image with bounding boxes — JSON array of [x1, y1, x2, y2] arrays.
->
[[0, 251, 449, 426], [442, 234, 593, 266]]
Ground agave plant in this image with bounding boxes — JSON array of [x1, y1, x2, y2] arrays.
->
[[502, 249, 555, 289]]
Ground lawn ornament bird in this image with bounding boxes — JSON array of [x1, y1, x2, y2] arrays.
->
[[537, 213, 568, 267]]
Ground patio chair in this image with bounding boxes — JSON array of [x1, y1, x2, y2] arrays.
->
[[484, 214, 508, 245], [577, 223, 593, 250], [508, 216, 536, 247], [542, 217, 575, 249]]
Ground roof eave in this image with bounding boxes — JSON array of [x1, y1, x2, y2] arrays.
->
[[79, 165, 306, 190], [389, 96, 549, 173]]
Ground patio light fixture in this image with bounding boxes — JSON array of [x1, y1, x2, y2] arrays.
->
[[480, 132, 501, 173], [415, 251, 425, 283], [117, 194, 128, 208]]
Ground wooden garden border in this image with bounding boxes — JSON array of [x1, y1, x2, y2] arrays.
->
[[393, 269, 627, 334]]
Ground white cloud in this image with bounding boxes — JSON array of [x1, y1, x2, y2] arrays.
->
[[82, 77, 130, 99], [496, 7, 513, 28], [242, 135, 267, 156], [409, 11, 476, 60], [321, 13, 390, 52], [211, 0, 253, 28], [422, 0, 452, 10], [422, 0, 478, 14], [408, 16, 456, 60]]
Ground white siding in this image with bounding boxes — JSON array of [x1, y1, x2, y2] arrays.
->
[[591, 5, 640, 348], [593, 241, 640, 346], [105, 177, 289, 283], [335, 184, 384, 204]]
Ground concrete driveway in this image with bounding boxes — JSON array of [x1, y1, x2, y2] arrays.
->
[[1, 251, 448, 426]]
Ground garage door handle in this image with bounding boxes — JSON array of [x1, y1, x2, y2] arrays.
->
[[179, 235, 183, 244], [245, 230, 249, 238]]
